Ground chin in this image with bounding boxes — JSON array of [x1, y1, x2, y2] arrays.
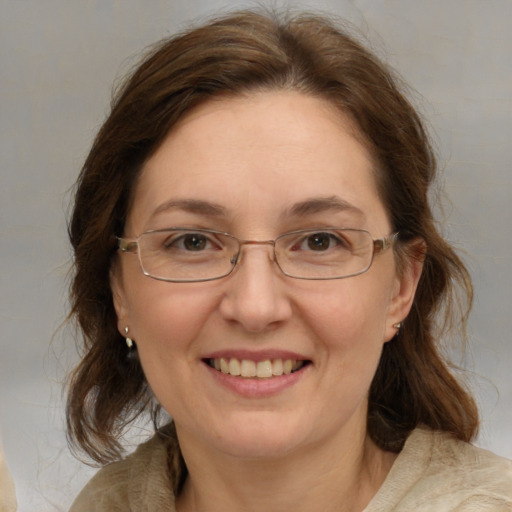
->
[[203, 413, 314, 460], [218, 435, 302, 460]]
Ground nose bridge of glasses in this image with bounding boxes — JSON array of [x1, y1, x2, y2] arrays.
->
[[231, 238, 277, 266]]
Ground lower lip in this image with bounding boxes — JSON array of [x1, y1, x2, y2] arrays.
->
[[203, 362, 309, 398]]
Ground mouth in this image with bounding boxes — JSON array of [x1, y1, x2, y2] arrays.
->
[[205, 357, 310, 379]]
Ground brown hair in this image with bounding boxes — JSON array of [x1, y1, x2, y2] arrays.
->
[[67, 9, 478, 465]]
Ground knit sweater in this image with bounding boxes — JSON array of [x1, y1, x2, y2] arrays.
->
[[70, 427, 512, 511]]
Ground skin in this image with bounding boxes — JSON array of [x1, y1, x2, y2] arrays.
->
[[111, 91, 423, 511]]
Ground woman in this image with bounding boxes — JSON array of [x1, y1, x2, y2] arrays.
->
[[67, 10, 512, 511]]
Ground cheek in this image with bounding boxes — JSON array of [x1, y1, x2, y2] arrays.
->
[[298, 276, 394, 399], [123, 283, 222, 413], [125, 280, 220, 357], [301, 277, 393, 348]]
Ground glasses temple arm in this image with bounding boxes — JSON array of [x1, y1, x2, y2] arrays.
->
[[373, 232, 399, 254], [117, 237, 138, 253]]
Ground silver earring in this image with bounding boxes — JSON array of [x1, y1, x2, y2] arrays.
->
[[125, 326, 133, 348], [393, 322, 402, 333]]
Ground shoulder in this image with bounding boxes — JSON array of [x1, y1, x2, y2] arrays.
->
[[70, 429, 176, 512], [367, 428, 512, 512], [426, 429, 512, 509]]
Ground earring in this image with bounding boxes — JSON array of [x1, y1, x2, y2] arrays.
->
[[393, 322, 402, 334], [125, 326, 133, 348]]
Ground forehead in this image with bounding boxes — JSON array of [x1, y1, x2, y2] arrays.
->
[[127, 91, 388, 234]]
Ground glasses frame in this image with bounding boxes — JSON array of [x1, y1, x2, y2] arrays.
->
[[117, 227, 399, 283]]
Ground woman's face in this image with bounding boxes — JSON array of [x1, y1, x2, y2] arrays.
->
[[112, 91, 419, 459]]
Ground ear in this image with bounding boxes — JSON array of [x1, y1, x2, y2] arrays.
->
[[384, 238, 425, 342], [110, 261, 130, 338]]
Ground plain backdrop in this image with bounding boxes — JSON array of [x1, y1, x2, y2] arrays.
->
[[1, 1, 511, 510]]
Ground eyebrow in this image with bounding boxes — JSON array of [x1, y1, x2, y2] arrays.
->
[[285, 196, 365, 218], [149, 195, 364, 222], [150, 199, 227, 218]]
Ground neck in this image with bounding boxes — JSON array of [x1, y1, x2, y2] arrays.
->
[[174, 424, 396, 512]]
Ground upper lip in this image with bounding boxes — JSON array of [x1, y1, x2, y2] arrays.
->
[[202, 349, 310, 362]]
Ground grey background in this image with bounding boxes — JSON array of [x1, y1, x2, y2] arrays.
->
[[1, 0, 510, 510]]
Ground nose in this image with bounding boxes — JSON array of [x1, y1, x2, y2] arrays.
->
[[219, 243, 293, 333]]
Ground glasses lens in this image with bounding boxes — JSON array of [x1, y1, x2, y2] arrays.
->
[[138, 229, 238, 282], [275, 229, 373, 279]]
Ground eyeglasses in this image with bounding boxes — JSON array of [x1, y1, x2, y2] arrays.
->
[[117, 227, 398, 283]]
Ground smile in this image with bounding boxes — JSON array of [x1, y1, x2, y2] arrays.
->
[[207, 358, 306, 378]]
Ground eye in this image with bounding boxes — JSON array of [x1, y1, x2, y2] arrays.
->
[[306, 232, 334, 251], [163, 232, 216, 251], [182, 233, 208, 251], [295, 232, 349, 252]]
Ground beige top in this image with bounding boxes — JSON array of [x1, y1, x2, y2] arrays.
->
[[0, 442, 17, 512], [70, 427, 512, 511]]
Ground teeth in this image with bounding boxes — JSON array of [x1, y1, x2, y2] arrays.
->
[[256, 360, 272, 378], [228, 358, 241, 376], [241, 359, 256, 377], [272, 359, 283, 376], [220, 357, 229, 374], [209, 358, 305, 378]]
